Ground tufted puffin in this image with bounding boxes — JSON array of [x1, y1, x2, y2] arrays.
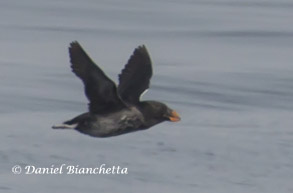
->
[[52, 41, 180, 137]]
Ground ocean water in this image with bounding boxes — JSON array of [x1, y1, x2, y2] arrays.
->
[[1, 0, 293, 192]]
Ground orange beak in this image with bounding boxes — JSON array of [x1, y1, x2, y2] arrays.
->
[[169, 110, 181, 122]]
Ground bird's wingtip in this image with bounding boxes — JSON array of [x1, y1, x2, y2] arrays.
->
[[69, 41, 80, 49]]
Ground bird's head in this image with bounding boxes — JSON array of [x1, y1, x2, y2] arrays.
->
[[138, 101, 181, 128]]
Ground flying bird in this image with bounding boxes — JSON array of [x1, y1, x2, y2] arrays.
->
[[53, 41, 180, 137]]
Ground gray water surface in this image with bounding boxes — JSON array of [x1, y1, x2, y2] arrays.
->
[[1, 0, 293, 193]]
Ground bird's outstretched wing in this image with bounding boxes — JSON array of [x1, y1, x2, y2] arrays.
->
[[118, 45, 153, 104], [69, 41, 126, 114]]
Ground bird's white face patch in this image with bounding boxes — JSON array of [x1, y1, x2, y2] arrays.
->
[[139, 89, 149, 100]]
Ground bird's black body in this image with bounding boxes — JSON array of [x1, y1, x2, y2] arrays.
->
[[53, 42, 180, 137]]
